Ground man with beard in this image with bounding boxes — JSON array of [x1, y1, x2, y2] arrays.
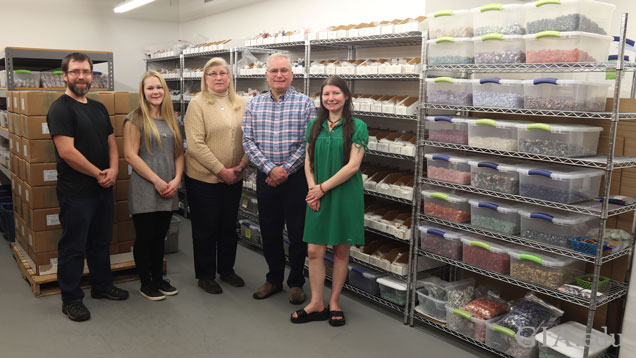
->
[[47, 52, 128, 322]]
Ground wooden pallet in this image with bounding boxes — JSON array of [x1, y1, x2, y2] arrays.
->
[[10, 243, 145, 297]]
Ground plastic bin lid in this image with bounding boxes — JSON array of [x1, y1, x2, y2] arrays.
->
[[418, 224, 463, 241], [425, 77, 472, 84], [460, 236, 509, 254], [52, 70, 63, 75], [470, 78, 524, 86], [523, 31, 613, 41], [421, 189, 470, 203], [521, 78, 610, 88], [425, 116, 470, 124], [93, 71, 102, 75], [465, 118, 527, 128], [468, 159, 532, 173], [426, 37, 473, 44], [428, 8, 471, 18], [473, 33, 524, 42], [516, 165, 604, 180], [468, 198, 521, 214], [376, 276, 407, 291], [419, 276, 474, 293], [517, 123, 603, 133], [517, 207, 597, 225], [447, 305, 496, 323], [524, 0, 615, 10], [534, 321, 613, 358], [349, 264, 386, 279], [472, 3, 522, 12], [424, 152, 473, 164], [324, 254, 334, 264], [612, 36, 635, 46], [15, 69, 32, 74], [508, 247, 579, 267]]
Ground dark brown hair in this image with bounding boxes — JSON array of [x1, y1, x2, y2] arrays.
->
[[61, 52, 93, 72], [307, 76, 354, 171]]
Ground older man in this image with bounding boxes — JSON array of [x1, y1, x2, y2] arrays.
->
[[243, 53, 317, 304]]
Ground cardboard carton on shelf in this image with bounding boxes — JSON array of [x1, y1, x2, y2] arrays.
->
[[116, 200, 130, 223], [378, 132, 401, 152], [19, 91, 64, 116], [119, 240, 134, 254], [23, 139, 56, 164], [118, 157, 131, 180], [86, 91, 115, 116], [26, 226, 62, 253], [116, 179, 129, 201], [23, 184, 58, 209], [394, 133, 416, 156], [364, 171, 391, 191], [116, 137, 124, 158], [395, 16, 426, 33], [22, 115, 50, 140], [6, 91, 14, 112], [391, 175, 414, 200], [382, 96, 407, 114], [26, 206, 61, 232], [113, 115, 127, 137], [18, 157, 26, 180], [402, 57, 422, 74], [376, 173, 405, 196], [117, 219, 135, 243], [24, 162, 57, 187], [395, 97, 418, 116], [7, 112, 14, 133]]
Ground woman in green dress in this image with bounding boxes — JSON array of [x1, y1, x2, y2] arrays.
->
[[290, 76, 368, 326]]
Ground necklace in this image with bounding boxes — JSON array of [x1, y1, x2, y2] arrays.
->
[[327, 118, 340, 129]]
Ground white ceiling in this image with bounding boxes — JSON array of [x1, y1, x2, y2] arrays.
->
[[109, 0, 265, 22]]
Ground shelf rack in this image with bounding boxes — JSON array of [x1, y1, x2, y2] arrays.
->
[[366, 149, 414, 161]]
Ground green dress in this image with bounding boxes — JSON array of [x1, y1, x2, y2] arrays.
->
[[303, 117, 368, 245]]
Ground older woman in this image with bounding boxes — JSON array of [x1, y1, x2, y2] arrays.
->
[[184, 57, 248, 294]]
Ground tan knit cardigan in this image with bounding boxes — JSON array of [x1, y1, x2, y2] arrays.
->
[[184, 91, 247, 183]]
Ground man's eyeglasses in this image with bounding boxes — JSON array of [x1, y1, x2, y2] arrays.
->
[[268, 68, 290, 75], [66, 70, 92, 77], [207, 72, 228, 78]]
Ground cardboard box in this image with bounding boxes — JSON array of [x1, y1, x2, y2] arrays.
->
[[113, 115, 127, 137], [6, 91, 14, 112], [22, 115, 51, 140], [19, 91, 64, 116], [23, 183, 58, 209], [116, 137, 124, 158], [24, 162, 57, 187], [116, 179, 129, 201], [18, 157, 26, 180], [116, 200, 130, 222], [9, 133, 17, 155], [26, 226, 62, 253], [7, 112, 15, 133], [111, 223, 118, 245], [16, 215, 26, 243], [16, 114, 24, 137], [27, 246, 58, 267], [87, 92, 115, 116], [117, 219, 135, 242], [26, 206, 61, 232], [118, 157, 131, 179], [114, 92, 139, 115], [118, 240, 134, 254], [23, 139, 56, 163]]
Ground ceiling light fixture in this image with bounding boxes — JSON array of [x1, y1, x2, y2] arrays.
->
[[114, 0, 156, 13]]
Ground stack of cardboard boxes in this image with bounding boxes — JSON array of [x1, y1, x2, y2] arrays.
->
[[6, 90, 138, 274]]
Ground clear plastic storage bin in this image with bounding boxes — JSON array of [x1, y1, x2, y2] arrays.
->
[[461, 236, 511, 274], [418, 276, 475, 309], [486, 322, 538, 358], [535, 321, 614, 358], [418, 224, 463, 259], [40, 71, 65, 88], [524, 31, 612, 63], [518, 207, 599, 248], [472, 3, 525, 36], [14, 69, 40, 88], [416, 290, 448, 321], [473, 34, 526, 64], [524, 0, 616, 35], [471, 78, 524, 108], [517, 165, 604, 203], [446, 306, 503, 342], [427, 9, 473, 39], [427, 37, 474, 65], [426, 116, 469, 144], [425, 152, 474, 184], [517, 123, 602, 157], [508, 247, 585, 288], [377, 276, 409, 306], [469, 159, 531, 194], [466, 119, 526, 151], [348, 264, 386, 295], [468, 199, 521, 235], [425, 77, 473, 106], [421, 190, 471, 223], [523, 77, 610, 112]]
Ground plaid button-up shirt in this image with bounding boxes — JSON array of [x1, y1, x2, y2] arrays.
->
[[242, 87, 317, 175]]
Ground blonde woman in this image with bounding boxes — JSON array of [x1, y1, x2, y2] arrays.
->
[[184, 57, 248, 294], [123, 71, 184, 301]]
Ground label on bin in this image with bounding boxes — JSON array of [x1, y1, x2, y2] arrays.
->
[[42, 123, 50, 135], [245, 228, 252, 239], [46, 214, 60, 226], [43, 170, 58, 182]]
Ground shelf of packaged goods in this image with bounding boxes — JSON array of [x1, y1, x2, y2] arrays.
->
[[366, 149, 414, 161], [238, 210, 259, 223], [235, 74, 304, 79], [0, 127, 8, 139], [364, 189, 412, 205], [419, 177, 636, 217], [419, 214, 632, 264], [422, 103, 636, 120], [353, 111, 417, 120], [364, 226, 409, 244], [146, 55, 180, 62], [426, 62, 636, 73], [421, 140, 636, 169], [327, 247, 407, 280], [164, 78, 181, 82], [310, 32, 423, 48], [417, 249, 627, 308], [310, 74, 419, 80], [242, 186, 256, 195], [238, 234, 263, 250], [183, 49, 231, 58], [245, 41, 306, 50], [0, 165, 10, 179]]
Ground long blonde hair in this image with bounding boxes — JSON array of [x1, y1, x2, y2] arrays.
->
[[131, 71, 183, 155], [200, 57, 241, 111]]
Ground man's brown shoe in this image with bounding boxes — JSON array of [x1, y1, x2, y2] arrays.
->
[[289, 287, 306, 305], [252, 282, 282, 299]]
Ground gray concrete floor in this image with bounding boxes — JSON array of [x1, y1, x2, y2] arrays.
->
[[0, 216, 489, 358]]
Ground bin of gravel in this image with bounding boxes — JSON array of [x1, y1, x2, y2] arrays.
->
[[517, 123, 602, 157], [523, 0, 615, 35], [473, 33, 526, 64], [471, 78, 524, 109]]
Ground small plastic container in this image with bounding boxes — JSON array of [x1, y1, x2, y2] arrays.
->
[[518, 207, 600, 248], [427, 9, 473, 39], [461, 236, 511, 274], [427, 37, 474, 65], [425, 152, 474, 184], [419, 277, 475, 308], [469, 159, 530, 194], [524, 0, 616, 35], [471, 78, 524, 109], [377, 276, 409, 306], [92, 71, 109, 88], [472, 3, 526, 36], [348, 265, 385, 295], [446, 306, 502, 342], [522, 77, 610, 112], [468, 199, 521, 235], [418, 224, 463, 260], [421, 190, 471, 223], [14, 69, 40, 88], [416, 290, 448, 321], [425, 77, 473, 106], [517, 123, 603, 157], [535, 321, 614, 358], [40, 71, 65, 88], [473, 34, 526, 64], [517, 165, 604, 204], [524, 31, 612, 63], [426, 116, 469, 145], [486, 321, 538, 358], [466, 119, 526, 151], [508, 247, 585, 289]]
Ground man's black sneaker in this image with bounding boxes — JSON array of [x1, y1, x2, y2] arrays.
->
[[198, 279, 222, 294], [62, 302, 91, 322], [91, 286, 129, 300], [157, 279, 178, 296], [139, 285, 166, 301], [220, 273, 245, 287]]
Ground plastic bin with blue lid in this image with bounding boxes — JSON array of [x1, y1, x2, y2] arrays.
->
[[468, 159, 532, 194], [468, 199, 522, 235], [522, 77, 610, 112], [347, 264, 386, 295], [425, 152, 480, 185], [466, 119, 528, 151], [425, 77, 473, 106], [607, 36, 636, 80], [471, 78, 524, 109], [426, 37, 474, 65], [508, 247, 585, 289], [421, 190, 472, 223], [376, 276, 410, 305], [524, 30, 612, 63], [523, 0, 616, 35], [517, 123, 602, 157], [473, 34, 526, 64], [418, 224, 463, 259], [472, 3, 525, 36], [535, 321, 614, 358], [425, 116, 469, 145], [460, 236, 511, 274], [427, 9, 473, 39], [517, 164, 604, 203], [324, 254, 335, 277], [518, 206, 599, 248]]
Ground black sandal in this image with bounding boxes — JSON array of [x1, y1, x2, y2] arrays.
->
[[290, 307, 329, 324], [328, 310, 346, 327]]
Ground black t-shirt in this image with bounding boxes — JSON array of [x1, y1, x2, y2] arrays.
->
[[46, 94, 114, 197]]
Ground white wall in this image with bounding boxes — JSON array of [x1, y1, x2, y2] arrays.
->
[[0, 0, 180, 91]]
